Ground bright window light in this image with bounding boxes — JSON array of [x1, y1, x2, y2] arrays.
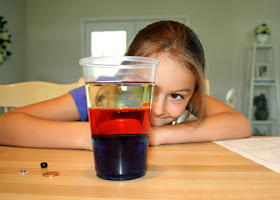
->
[[91, 31, 127, 57]]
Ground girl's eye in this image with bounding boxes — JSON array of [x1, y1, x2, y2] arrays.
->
[[98, 95, 105, 103], [170, 94, 183, 100]]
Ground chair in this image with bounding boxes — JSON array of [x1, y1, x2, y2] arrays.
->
[[225, 88, 236, 108], [0, 78, 85, 113], [205, 79, 210, 95]]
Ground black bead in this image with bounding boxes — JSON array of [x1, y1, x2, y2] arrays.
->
[[40, 162, 48, 168]]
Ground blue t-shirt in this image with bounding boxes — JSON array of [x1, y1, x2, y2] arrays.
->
[[70, 86, 88, 121]]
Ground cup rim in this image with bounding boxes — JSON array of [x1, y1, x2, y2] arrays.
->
[[79, 56, 159, 68]]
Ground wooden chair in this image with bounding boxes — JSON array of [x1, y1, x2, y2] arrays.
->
[[0, 78, 85, 113], [205, 79, 210, 95]]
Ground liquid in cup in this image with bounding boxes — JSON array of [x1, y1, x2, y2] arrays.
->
[[80, 57, 159, 181]]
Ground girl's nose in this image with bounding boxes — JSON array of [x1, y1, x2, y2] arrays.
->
[[152, 97, 166, 117]]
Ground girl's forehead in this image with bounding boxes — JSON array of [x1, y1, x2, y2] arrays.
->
[[150, 53, 186, 69], [148, 53, 196, 82], [154, 55, 192, 75], [154, 55, 196, 90]]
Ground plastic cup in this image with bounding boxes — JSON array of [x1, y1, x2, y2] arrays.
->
[[79, 56, 159, 181]]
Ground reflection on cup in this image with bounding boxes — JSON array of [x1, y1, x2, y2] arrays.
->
[[80, 56, 159, 181]]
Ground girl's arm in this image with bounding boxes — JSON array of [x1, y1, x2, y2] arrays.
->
[[0, 93, 92, 150], [150, 96, 252, 145]]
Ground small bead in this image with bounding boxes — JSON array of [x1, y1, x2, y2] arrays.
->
[[40, 162, 48, 168]]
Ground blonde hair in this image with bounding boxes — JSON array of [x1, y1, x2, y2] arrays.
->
[[126, 21, 206, 119]]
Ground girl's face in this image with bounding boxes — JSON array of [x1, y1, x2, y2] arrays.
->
[[150, 54, 196, 126]]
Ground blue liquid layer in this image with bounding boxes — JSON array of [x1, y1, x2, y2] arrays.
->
[[93, 134, 149, 181]]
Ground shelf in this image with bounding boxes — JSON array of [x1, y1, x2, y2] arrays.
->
[[252, 120, 278, 125], [255, 43, 273, 48], [254, 80, 275, 85], [247, 42, 280, 135], [254, 83, 275, 87]]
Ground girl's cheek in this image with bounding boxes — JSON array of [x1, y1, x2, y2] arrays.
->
[[168, 104, 186, 120]]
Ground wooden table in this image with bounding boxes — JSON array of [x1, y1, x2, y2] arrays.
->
[[1, 142, 280, 199]]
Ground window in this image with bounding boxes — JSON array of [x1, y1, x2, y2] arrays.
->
[[91, 31, 127, 57]]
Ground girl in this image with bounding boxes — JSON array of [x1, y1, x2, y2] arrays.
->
[[0, 21, 251, 150]]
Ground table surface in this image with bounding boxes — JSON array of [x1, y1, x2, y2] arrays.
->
[[1, 141, 280, 200]]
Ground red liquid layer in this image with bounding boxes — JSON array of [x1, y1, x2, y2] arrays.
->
[[88, 107, 151, 135]]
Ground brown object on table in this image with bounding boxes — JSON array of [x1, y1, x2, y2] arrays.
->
[[42, 171, 60, 178]]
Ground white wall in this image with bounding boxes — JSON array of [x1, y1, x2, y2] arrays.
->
[[4, 0, 280, 115]]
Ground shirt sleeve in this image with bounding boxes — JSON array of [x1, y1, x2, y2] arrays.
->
[[70, 86, 88, 122]]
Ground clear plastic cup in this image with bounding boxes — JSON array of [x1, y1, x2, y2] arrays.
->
[[79, 56, 159, 181]]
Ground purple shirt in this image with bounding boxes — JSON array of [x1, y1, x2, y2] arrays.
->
[[70, 86, 88, 121]]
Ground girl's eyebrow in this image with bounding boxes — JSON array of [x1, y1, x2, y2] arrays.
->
[[172, 88, 191, 93]]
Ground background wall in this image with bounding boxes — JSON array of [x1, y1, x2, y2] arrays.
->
[[0, 0, 26, 84], [1, 0, 279, 115]]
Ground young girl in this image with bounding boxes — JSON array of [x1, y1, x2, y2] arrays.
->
[[0, 21, 251, 150]]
